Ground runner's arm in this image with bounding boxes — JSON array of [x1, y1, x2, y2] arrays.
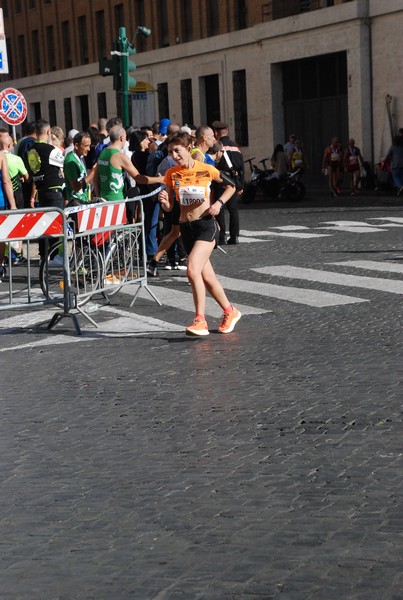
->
[[209, 174, 235, 216], [158, 186, 174, 212], [118, 153, 164, 185]]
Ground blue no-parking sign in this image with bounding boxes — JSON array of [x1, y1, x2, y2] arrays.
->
[[0, 88, 27, 126]]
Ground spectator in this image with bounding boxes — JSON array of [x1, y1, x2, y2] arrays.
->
[[144, 122, 180, 259], [97, 118, 108, 142], [270, 144, 288, 176], [63, 128, 79, 156], [64, 132, 96, 205], [50, 126, 65, 151], [0, 132, 28, 210], [26, 119, 65, 256], [211, 120, 244, 245], [283, 133, 296, 163], [17, 121, 37, 208], [96, 124, 162, 203], [345, 138, 363, 196], [0, 132, 26, 264], [191, 126, 216, 165], [0, 147, 16, 281], [127, 130, 151, 223], [85, 126, 100, 170], [385, 131, 403, 195], [322, 136, 343, 197], [289, 138, 308, 181]]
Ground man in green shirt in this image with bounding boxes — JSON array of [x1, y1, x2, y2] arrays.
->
[[97, 124, 163, 201], [64, 132, 96, 204]]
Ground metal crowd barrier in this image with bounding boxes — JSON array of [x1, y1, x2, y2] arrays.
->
[[0, 206, 78, 329], [0, 193, 162, 335], [61, 197, 161, 329]]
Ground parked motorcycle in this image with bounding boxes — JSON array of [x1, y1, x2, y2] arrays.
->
[[242, 157, 305, 203]]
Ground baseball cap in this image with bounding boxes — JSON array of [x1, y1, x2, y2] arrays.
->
[[211, 120, 228, 130], [159, 118, 171, 135], [68, 128, 79, 140]]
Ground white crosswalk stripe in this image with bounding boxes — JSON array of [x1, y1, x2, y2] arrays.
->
[[254, 265, 403, 295], [120, 284, 269, 316], [216, 275, 366, 307], [331, 260, 403, 274], [240, 229, 330, 239]]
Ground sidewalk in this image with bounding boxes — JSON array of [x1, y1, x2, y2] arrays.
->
[[240, 186, 403, 211]]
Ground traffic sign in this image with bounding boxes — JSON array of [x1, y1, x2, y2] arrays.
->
[[0, 87, 27, 125]]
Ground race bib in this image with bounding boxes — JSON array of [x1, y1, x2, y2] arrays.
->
[[349, 156, 358, 165], [179, 185, 205, 206]]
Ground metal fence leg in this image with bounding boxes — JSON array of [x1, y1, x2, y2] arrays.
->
[[48, 311, 82, 335]]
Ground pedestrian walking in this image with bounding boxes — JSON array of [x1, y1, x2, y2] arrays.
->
[[322, 137, 343, 197]]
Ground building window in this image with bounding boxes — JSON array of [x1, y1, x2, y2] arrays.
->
[[3, 0, 8, 18], [97, 92, 107, 119], [28, 0, 36, 8], [232, 69, 249, 146], [77, 95, 90, 130], [30, 102, 41, 121], [64, 98, 73, 133], [181, 0, 193, 42], [114, 4, 124, 31], [206, 0, 220, 36], [234, 0, 247, 30], [180, 79, 194, 126], [15, 0, 22, 14], [48, 100, 57, 126], [46, 26, 56, 71], [31, 30, 41, 75], [95, 11, 106, 59], [158, 0, 169, 47], [61, 21, 72, 68], [17, 35, 26, 77], [44, 0, 52, 4], [157, 83, 169, 119], [78, 16, 89, 65], [134, 0, 146, 51]]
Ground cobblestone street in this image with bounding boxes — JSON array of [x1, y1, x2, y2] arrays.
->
[[1, 197, 403, 599]]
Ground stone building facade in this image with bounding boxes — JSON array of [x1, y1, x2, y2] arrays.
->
[[1, 0, 402, 184]]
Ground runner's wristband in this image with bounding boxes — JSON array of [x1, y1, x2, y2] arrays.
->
[[217, 198, 225, 206]]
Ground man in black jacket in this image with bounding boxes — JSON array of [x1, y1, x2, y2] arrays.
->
[[211, 120, 244, 245], [27, 119, 65, 257]]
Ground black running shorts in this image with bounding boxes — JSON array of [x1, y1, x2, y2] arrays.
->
[[179, 215, 219, 255]]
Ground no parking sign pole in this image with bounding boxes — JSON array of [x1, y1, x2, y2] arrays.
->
[[0, 87, 28, 142]]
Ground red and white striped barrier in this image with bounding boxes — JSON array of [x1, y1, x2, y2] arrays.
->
[[76, 202, 127, 233], [0, 210, 64, 241]]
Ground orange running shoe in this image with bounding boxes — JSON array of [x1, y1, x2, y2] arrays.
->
[[185, 317, 209, 336], [218, 306, 241, 334]]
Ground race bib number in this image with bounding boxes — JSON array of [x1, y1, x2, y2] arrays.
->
[[179, 185, 205, 206]]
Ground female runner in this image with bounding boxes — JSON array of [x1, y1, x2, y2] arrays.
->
[[159, 131, 241, 336]]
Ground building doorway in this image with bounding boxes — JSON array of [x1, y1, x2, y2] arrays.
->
[[200, 74, 220, 126], [283, 51, 348, 186]]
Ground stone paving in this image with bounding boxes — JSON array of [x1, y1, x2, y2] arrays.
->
[[1, 193, 403, 599]]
